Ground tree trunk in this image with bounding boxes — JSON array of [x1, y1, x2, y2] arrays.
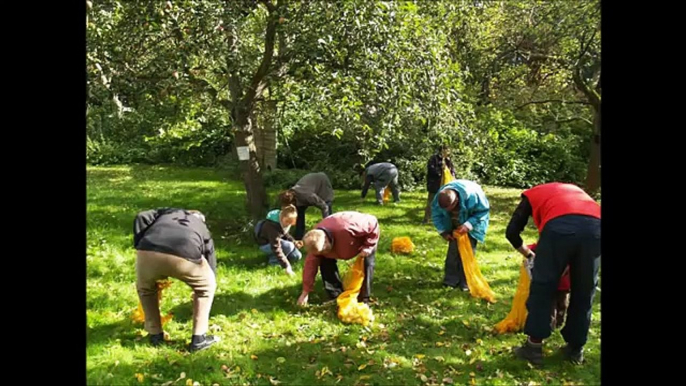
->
[[233, 106, 268, 220], [261, 100, 278, 172], [585, 104, 600, 195]]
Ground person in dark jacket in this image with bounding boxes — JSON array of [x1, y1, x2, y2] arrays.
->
[[506, 183, 600, 366], [361, 162, 400, 205], [255, 205, 303, 275], [277, 172, 334, 240], [133, 208, 219, 352], [424, 145, 456, 223]]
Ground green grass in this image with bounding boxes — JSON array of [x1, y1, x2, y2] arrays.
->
[[87, 165, 600, 386]]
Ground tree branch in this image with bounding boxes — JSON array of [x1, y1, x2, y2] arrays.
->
[[240, 0, 278, 109], [516, 99, 590, 109], [572, 67, 600, 109]]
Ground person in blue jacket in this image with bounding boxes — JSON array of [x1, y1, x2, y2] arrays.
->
[[431, 180, 490, 291]]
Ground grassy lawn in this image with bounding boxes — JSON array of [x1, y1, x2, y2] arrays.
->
[[87, 165, 600, 386]]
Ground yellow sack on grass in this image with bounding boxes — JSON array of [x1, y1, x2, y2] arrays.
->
[[337, 256, 375, 326], [391, 236, 415, 254], [454, 231, 496, 303], [442, 165, 454, 186], [131, 279, 174, 325], [494, 261, 530, 333], [383, 187, 391, 203]]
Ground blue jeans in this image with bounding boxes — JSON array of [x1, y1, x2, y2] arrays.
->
[[259, 240, 303, 265]]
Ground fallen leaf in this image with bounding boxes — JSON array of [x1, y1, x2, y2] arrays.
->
[[359, 375, 371, 380], [185, 379, 193, 386], [161, 382, 173, 386], [277, 357, 286, 364], [438, 331, 445, 335], [415, 354, 426, 359], [443, 378, 454, 384], [420, 374, 429, 382], [465, 349, 472, 356], [463, 320, 470, 327], [221, 365, 228, 371], [269, 377, 281, 385], [193, 382, 200, 386], [436, 342, 444, 347], [470, 378, 476, 386], [469, 372, 476, 377], [358, 364, 367, 371], [134, 373, 144, 383], [434, 356, 445, 362], [251, 309, 258, 314], [251, 354, 258, 360]]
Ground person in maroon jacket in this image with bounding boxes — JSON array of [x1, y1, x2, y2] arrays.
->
[[296, 211, 380, 306]]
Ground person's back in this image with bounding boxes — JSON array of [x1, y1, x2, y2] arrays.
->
[[137, 209, 209, 265], [523, 182, 600, 232], [292, 172, 334, 203], [366, 162, 395, 178]]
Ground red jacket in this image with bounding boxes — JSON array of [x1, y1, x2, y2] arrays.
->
[[523, 183, 600, 233], [302, 212, 380, 293], [528, 243, 570, 291]]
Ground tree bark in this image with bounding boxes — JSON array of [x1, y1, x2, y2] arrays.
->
[[233, 105, 268, 219]]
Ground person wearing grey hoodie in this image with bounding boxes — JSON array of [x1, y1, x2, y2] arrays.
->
[[361, 162, 400, 205], [278, 172, 334, 239]]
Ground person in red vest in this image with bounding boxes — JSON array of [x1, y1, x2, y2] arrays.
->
[[296, 211, 380, 307], [505, 183, 600, 365]]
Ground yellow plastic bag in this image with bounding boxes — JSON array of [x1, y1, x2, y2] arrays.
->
[[383, 187, 391, 203], [454, 231, 496, 303], [337, 256, 375, 326], [494, 261, 530, 333], [391, 237, 415, 254], [131, 279, 174, 325], [441, 165, 454, 186]]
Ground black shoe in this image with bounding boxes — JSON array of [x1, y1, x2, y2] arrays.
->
[[560, 345, 584, 364], [149, 333, 164, 346], [459, 283, 470, 292], [513, 339, 543, 366], [189, 334, 220, 352]]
